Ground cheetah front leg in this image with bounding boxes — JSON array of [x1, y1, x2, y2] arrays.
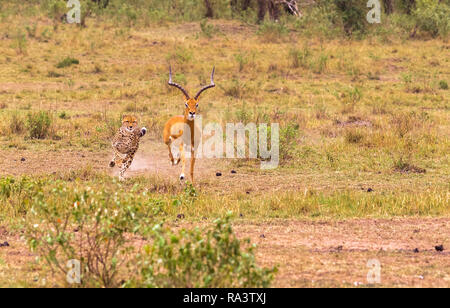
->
[[109, 148, 124, 168], [119, 152, 135, 181]]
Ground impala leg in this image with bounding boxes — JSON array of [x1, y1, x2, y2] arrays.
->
[[167, 143, 175, 165], [179, 143, 186, 181], [190, 149, 195, 183]]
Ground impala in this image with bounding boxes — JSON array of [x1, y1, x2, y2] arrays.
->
[[163, 66, 215, 182]]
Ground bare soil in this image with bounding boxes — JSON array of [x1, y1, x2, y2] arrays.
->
[[0, 218, 448, 287]]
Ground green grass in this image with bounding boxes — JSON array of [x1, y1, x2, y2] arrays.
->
[[0, 2, 449, 288], [1, 174, 448, 226]]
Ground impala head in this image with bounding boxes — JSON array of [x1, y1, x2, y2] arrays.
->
[[184, 98, 199, 121], [122, 115, 138, 132], [168, 66, 215, 122]]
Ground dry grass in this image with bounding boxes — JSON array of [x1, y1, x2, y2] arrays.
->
[[0, 9, 449, 287]]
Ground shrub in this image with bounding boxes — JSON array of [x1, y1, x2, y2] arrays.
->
[[199, 19, 219, 38], [334, 0, 367, 36], [289, 45, 311, 69], [9, 113, 25, 134], [279, 122, 299, 162], [128, 214, 276, 288], [47, 71, 64, 78], [390, 113, 416, 138], [257, 21, 289, 43], [222, 79, 247, 99], [14, 30, 27, 54], [58, 111, 68, 119], [340, 86, 362, 114], [439, 80, 448, 90], [294, 1, 341, 38], [393, 157, 426, 173], [56, 57, 79, 68], [345, 129, 364, 144], [413, 0, 450, 37], [26, 186, 158, 287], [20, 180, 274, 288], [235, 52, 249, 72], [26, 111, 52, 139]]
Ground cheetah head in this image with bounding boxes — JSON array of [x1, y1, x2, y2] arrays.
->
[[122, 115, 138, 132]]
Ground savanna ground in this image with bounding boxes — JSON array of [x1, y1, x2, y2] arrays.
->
[[0, 2, 449, 287]]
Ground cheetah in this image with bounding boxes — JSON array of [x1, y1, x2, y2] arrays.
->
[[109, 115, 147, 181]]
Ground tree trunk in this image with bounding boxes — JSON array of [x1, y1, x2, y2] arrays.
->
[[404, 0, 416, 15], [268, 0, 281, 21], [204, 0, 214, 18], [92, 0, 109, 8], [257, 0, 267, 23], [242, 0, 252, 11], [383, 0, 393, 15]]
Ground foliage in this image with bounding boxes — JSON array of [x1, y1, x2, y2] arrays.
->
[[257, 21, 289, 42], [26, 185, 160, 287], [279, 122, 299, 162], [413, 0, 450, 37], [9, 113, 25, 134], [333, 0, 367, 36], [56, 57, 79, 68], [128, 214, 276, 288], [26, 111, 52, 139], [7, 177, 274, 288]]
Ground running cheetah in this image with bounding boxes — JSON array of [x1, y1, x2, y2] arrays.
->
[[109, 115, 147, 181]]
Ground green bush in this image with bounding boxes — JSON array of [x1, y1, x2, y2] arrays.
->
[[26, 184, 161, 287], [9, 113, 25, 134], [294, 0, 341, 38], [279, 122, 299, 162], [257, 21, 289, 43], [439, 80, 448, 90], [345, 129, 365, 144], [18, 178, 275, 288], [199, 19, 219, 38], [413, 0, 450, 37], [128, 214, 276, 288], [289, 45, 311, 69], [56, 57, 79, 68], [334, 0, 367, 36], [26, 111, 52, 139]]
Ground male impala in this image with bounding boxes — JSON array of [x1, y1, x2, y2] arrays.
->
[[163, 66, 215, 182]]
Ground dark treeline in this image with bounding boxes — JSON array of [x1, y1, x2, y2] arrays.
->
[[2, 0, 449, 38]]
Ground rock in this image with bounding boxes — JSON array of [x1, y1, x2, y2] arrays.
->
[[367, 188, 373, 192], [413, 248, 420, 253], [260, 234, 265, 238], [20, 157, 26, 162], [176, 214, 185, 220], [231, 170, 237, 174], [0, 241, 10, 247], [435, 245, 444, 252], [216, 172, 222, 177]]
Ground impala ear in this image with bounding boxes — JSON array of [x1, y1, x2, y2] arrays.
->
[[185, 102, 188, 108]]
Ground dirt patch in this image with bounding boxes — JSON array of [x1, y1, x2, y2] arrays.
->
[[0, 218, 448, 287], [335, 116, 373, 128], [393, 162, 426, 174], [233, 218, 450, 287]]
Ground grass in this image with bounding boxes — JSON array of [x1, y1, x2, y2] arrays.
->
[[0, 6, 449, 287]]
